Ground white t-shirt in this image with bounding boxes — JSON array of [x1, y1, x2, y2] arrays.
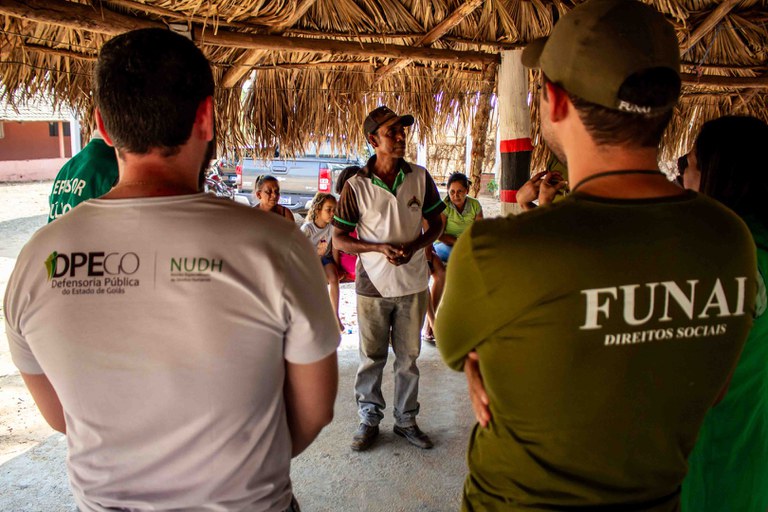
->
[[300, 221, 333, 257], [4, 193, 340, 512]]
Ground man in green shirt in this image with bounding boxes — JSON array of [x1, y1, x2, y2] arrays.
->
[[435, 1, 756, 510], [48, 131, 118, 222]]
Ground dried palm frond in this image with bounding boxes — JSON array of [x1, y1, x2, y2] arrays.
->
[[0, 0, 764, 172]]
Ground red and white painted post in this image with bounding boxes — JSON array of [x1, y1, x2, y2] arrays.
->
[[498, 49, 532, 216]]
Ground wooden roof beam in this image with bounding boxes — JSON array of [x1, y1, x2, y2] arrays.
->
[[221, 50, 267, 88], [22, 43, 97, 61], [285, 29, 524, 50], [680, 0, 740, 56], [0, 0, 162, 35], [0, 0, 499, 78], [221, 0, 317, 88], [374, 0, 484, 82], [199, 32, 499, 67], [681, 73, 768, 88], [246, 60, 484, 75], [103, 0, 262, 31]]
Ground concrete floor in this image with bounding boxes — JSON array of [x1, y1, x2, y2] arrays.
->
[[0, 182, 484, 511], [0, 346, 475, 512]]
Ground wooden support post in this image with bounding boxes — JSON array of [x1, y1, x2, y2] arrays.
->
[[469, 63, 497, 198], [465, 127, 472, 176], [58, 121, 66, 158], [70, 114, 81, 155], [497, 50, 531, 216], [417, 137, 428, 168]]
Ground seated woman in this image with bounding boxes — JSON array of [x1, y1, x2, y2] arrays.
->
[[253, 175, 294, 222], [433, 172, 483, 263], [679, 115, 768, 512], [424, 173, 481, 344]]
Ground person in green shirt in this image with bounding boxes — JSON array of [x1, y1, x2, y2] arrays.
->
[[679, 115, 768, 512], [435, 1, 756, 511], [433, 172, 484, 263], [424, 173, 484, 344], [48, 131, 118, 223]]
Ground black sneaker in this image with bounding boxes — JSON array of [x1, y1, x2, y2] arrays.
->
[[350, 423, 379, 452], [393, 424, 433, 449]]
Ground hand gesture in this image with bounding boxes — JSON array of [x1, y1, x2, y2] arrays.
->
[[464, 351, 491, 427], [539, 171, 568, 205], [395, 243, 415, 265], [518, 171, 568, 211], [383, 243, 417, 266], [316, 240, 329, 256], [516, 171, 546, 209], [380, 243, 404, 264]]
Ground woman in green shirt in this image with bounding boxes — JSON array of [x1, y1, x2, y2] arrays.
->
[[681, 115, 768, 512], [433, 173, 483, 263], [424, 173, 484, 344]]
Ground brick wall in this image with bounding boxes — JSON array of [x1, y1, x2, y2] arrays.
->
[[0, 121, 72, 160]]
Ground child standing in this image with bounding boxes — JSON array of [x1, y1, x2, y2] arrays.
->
[[335, 165, 361, 282], [301, 193, 343, 330]]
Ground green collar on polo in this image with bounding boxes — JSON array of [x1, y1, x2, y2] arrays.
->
[[361, 155, 412, 195]]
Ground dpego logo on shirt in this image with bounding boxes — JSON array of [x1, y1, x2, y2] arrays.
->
[[407, 196, 422, 211], [44, 251, 141, 296]]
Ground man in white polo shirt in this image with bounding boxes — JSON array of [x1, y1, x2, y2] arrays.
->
[[333, 106, 445, 451]]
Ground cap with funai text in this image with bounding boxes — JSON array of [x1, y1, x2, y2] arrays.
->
[[363, 106, 415, 136], [522, 0, 680, 114]]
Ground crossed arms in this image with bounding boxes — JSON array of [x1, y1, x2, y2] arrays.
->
[[21, 354, 338, 457]]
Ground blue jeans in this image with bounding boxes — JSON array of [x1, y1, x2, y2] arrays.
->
[[433, 241, 452, 263], [355, 291, 428, 427]]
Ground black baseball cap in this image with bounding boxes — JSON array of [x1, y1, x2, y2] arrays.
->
[[363, 106, 415, 136], [522, 0, 680, 114]]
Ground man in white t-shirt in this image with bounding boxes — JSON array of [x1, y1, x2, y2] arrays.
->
[[4, 28, 339, 512], [332, 106, 445, 451]]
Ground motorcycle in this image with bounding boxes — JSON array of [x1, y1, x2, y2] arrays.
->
[[203, 165, 236, 200]]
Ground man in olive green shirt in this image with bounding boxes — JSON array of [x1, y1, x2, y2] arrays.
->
[[435, 1, 756, 511]]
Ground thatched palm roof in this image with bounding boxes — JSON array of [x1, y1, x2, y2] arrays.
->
[[1, 0, 766, 171]]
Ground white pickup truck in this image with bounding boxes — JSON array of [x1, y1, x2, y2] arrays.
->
[[236, 151, 361, 213]]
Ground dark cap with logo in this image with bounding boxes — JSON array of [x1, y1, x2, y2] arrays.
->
[[522, 0, 680, 114], [363, 106, 415, 136]]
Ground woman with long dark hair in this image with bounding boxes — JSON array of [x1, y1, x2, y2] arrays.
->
[[681, 115, 768, 512]]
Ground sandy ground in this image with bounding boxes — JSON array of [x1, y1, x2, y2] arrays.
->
[[0, 182, 500, 509], [0, 182, 55, 465], [0, 181, 371, 465]]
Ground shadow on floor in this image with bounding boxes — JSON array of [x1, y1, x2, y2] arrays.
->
[[0, 346, 474, 512]]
